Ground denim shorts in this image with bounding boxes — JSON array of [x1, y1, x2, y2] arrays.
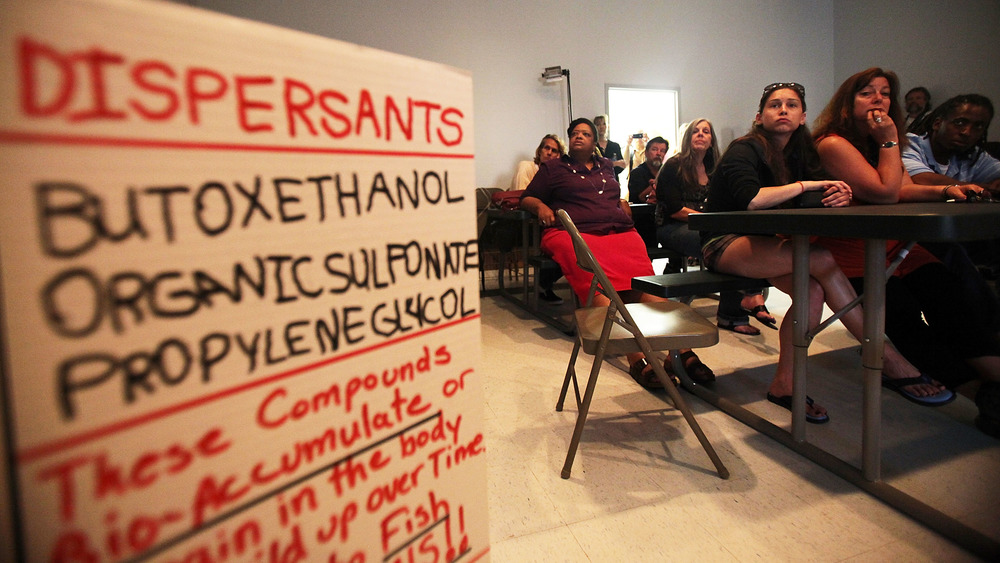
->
[[701, 234, 745, 271]]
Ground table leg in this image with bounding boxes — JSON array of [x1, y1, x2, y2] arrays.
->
[[791, 235, 810, 441], [862, 238, 887, 481]]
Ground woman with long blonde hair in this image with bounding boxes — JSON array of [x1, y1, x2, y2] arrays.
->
[[656, 119, 774, 335]]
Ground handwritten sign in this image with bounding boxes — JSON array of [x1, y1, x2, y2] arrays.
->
[[0, 0, 488, 561]]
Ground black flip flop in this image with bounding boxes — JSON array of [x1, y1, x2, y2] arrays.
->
[[766, 392, 830, 424], [629, 358, 663, 389], [744, 305, 778, 330]]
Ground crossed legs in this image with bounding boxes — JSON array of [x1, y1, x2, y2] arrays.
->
[[714, 235, 946, 418]]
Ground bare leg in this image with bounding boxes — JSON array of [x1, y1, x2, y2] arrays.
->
[[779, 250, 944, 397], [766, 277, 828, 420], [966, 357, 1000, 383], [716, 236, 944, 401]]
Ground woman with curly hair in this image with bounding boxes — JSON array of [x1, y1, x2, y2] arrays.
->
[[813, 68, 1000, 434]]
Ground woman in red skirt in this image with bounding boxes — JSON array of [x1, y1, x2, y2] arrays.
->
[[520, 117, 715, 387]]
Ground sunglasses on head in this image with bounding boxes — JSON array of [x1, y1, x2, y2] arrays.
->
[[762, 82, 806, 99]]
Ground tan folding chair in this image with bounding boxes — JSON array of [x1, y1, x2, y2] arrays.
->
[[554, 209, 729, 480]]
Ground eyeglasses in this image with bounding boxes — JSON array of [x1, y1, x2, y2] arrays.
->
[[762, 82, 806, 99]]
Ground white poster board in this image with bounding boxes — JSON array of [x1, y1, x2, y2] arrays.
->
[[0, 1, 488, 561]]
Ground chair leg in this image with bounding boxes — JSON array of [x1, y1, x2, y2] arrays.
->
[[497, 250, 508, 291], [556, 340, 583, 412], [561, 348, 606, 479], [648, 359, 730, 480]]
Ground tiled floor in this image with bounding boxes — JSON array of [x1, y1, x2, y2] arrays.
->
[[479, 286, 1000, 562]]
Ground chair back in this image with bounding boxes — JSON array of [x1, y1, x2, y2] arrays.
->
[[557, 209, 599, 274], [557, 209, 616, 305]]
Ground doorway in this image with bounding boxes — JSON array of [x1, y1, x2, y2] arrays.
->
[[606, 86, 680, 190]]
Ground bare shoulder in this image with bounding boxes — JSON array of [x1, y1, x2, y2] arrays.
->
[[816, 135, 867, 170], [815, 134, 855, 155]]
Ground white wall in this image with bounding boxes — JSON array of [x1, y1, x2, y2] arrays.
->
[[186, 0, 998, 189], [833, 0, 1000, 110]]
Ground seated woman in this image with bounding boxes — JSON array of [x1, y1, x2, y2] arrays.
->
[[812, 67, 999, 436], [655, 118, 776, 335], [511, 134, 565, 191], [509, 134, 566, 302], [521, 117, 715, 387], [702, 82, 951, 423]]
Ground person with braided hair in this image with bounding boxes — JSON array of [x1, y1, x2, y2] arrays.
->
[[903, 93, 1000, 356], [903, 93, 1000, 194]]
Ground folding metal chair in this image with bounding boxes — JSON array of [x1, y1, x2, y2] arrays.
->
[[554, 209, 729, 480]]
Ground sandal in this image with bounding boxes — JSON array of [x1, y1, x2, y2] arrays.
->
[[629, 358, 679, 390], [718, 316, 761, 336], [629, 358, 663, 389], [766, 392, 830, 424], [679, 350, 715, 384], [881, 373, 955, 407], [743, 305, 778, 330]]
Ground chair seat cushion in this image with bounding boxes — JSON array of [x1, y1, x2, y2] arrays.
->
[[574, 301, 719, 356]]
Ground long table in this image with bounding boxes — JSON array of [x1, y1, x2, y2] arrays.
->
[[687, 202, 1000, 559]]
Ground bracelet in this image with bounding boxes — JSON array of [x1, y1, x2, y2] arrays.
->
[[942, 184, 957, 200], [798, 181, 805, 194], [880, 141, 898, 149]]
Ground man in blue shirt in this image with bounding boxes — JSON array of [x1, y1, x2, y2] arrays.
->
[[904, 94, 1000, 438], [903, 93, 1000, 194]]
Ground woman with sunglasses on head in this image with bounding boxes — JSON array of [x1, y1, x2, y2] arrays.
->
[[701, 82, 946, 423], [813, 68, 1000, 435]]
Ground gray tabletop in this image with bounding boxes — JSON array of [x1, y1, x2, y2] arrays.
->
[[688, 202, 1000, 241]]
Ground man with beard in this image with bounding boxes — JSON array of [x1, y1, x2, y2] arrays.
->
[[627, 136, 669, 203], [904, 86, 932, 132]]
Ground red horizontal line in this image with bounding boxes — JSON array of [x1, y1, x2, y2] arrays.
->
[[16, 312, 480, 464], [0, 129, 474, 159]]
